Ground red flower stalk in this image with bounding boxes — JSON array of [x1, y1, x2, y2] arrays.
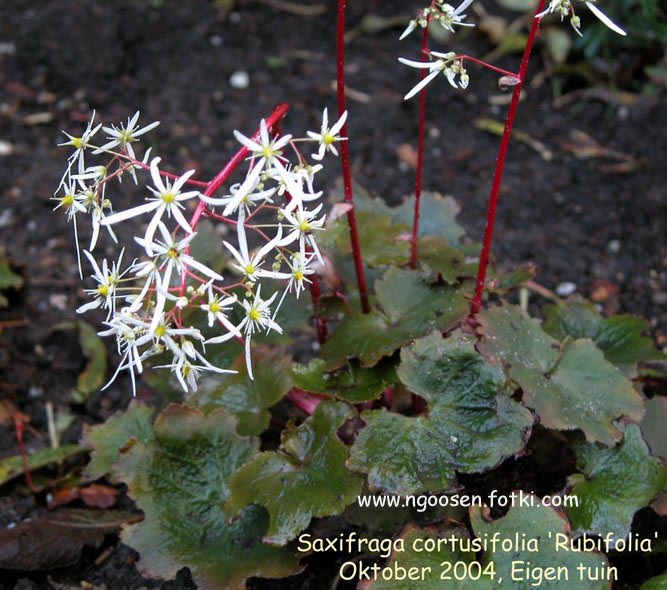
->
[[337, 0, 371, 314], [469, 0, 546, 317], [410, 25, 431, 270]]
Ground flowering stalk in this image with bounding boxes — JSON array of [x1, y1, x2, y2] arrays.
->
[[468, 0, 546, 317], [336, 0, 371, 314], [410, 25, 431, 269]]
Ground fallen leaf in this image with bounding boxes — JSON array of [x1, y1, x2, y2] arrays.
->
[[0, 445, 88, 487], [396, 143, 419, 169], [475, 118, 553, 161], [0, 509, 140, 571]]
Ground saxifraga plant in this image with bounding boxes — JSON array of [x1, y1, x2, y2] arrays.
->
[[45, 1, 667, 589]]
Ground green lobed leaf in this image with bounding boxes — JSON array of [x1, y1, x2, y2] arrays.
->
[[337, 181, 466, 246], [74, 320, 108, 402], [225, 401, 364, 545], [566, 424, 667, 541], [470, 497, 610, 590], [362, 524, 493, 590], [386, 191, 466, 245], [543, 298, 664, 376], [83, 401, 155, 480], [322, 267, 470, 370], [478, 303, 644, 445], [326, 211, 411, 267], [348, 332, 533, 495], [289, 358, 396, 402], [194, 348, 293, 435], [642, 575, 667, 590], [0, 444, 87, 487], [417, 236, 476, 285], [118, 404, 298, 590]]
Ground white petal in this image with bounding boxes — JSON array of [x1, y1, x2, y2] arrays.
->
[[585, 2, 626, 35], [404, 69, 440, 100], [101, 200, 160, 225]]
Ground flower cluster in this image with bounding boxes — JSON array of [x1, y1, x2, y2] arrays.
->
[[55, 108, 347, 393], [399, 51, 469, 100], [399, 0, 474, 100], [400, 0, 475, 41], [536, 0, 626, 37]]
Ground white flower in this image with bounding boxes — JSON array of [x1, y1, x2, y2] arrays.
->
[[52, 181, 88, 277], [279, 203, 326, 262], [101, 157, 201, 251], [269, 164, 323, 213], [230, 285, 282, 379], [58, 112, 102, 187], [135, 222, 224, 333], [95, 111, 160, 158], [307, 109, 348, 161], [399, 52, 468, 100], [156, 332, 235, 392], [270, 252, 316, 327], [77, 249, 126, 318], [223, 214, 289, 283], [167, 355, 234, 393], [400, 0, 475, 40], [200, 160, 276, 216], [435, 0, 476, 34], [98, 311, 149, 396], [200, 283, 241, 340], [233, 118, 292, 170]]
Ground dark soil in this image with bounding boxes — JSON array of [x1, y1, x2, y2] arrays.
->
[[1, 0, 666, 589]]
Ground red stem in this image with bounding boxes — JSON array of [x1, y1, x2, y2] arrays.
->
[[15, 418, 36, 493], [177, 103, 290, 303], [457, 55, 519, 79], [410, 25, 430, 269], [337, 0, 370, 314], [469, 3, 545, 317]]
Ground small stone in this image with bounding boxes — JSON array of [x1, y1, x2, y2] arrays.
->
[[49, 294, 68, 310], [607, 239, 621, 253], [556, 282, 577, 297], [229, 70, 249, 89], [652, 292, 667, 306], [28, 386, 43, 398], [0, 140, 14, 156]]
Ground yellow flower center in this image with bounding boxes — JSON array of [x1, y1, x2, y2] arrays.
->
[[248, 308, 261, 321], [167, 247, 180, 259], [209, 301, 221, 313], [293, 270, 305, 281], [244, 264, 256, 276], [155, 325, 167, 338], [71, 137, 84, 149], [162, 192, 176, 204], [120, 129, 134, 145], [61, 194, 75, 207], [323, 133, 335, 145], [96, 285, 110, 297], [298, 220, 310, 233], [262, 146, 276, 159]]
